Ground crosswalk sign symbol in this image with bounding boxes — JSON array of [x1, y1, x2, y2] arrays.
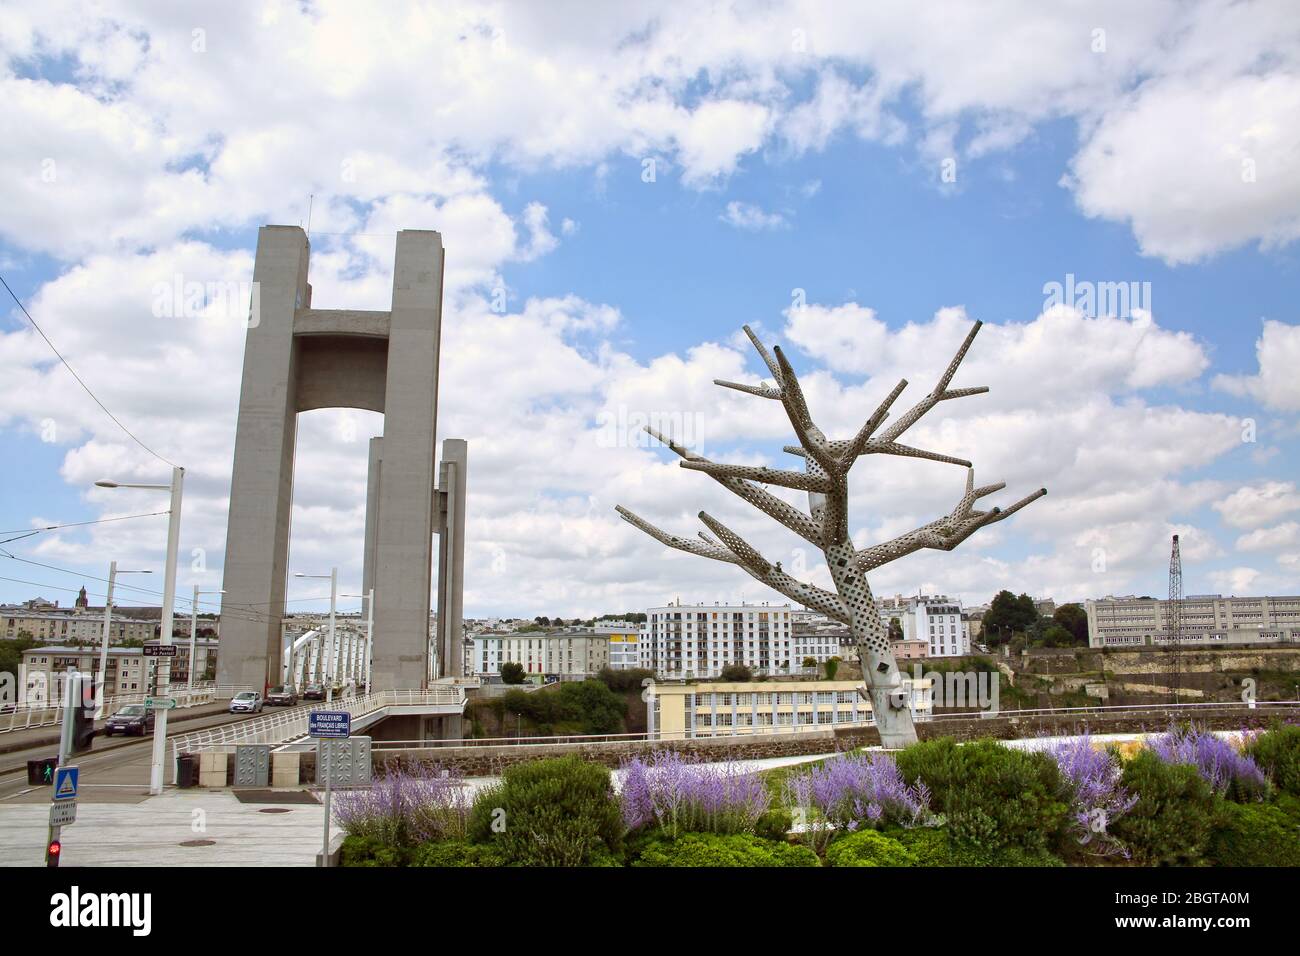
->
[[53, 766, 78, 801]]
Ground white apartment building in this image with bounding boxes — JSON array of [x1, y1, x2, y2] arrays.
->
[[642, 603, 795, 678], [1085, 594, 1300, 648], [877, 594, 971, 658], [473, 630, 610, 679]]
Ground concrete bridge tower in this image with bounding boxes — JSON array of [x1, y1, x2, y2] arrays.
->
[[218, 225, 460, 693]]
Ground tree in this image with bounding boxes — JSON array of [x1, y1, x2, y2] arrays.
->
[[1038, 623, 1075, 648], [887, 617, 904, 642], [719, 663, 753, 682], [500, 661, 526, 684], [983, 589, 1039, 641], [534, 616, 550, 626], [1053, 603, 1089, 645], [617, 322, 1045, 747], [823, 657, 840, 681], [802, 656, 817, 670]]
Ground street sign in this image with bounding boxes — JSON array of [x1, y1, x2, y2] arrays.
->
[[142, 645, 177, 657], [308, 711, 351, 738], [53, 765, 78, 801], [145, 697, 177, 710], [49, 801, 76, 827]]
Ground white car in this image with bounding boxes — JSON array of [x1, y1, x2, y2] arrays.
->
[[228, 691, 264, 714]]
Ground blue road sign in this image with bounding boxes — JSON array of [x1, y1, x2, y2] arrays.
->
[[53, 765, 79, 801], [308, 711, 351, 738]]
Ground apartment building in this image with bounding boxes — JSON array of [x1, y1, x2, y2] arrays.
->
[[877, 594, 970, 658], [19, 639, 218, 704], [596, 621, 641, 670], [1085, 594, 1300, 648], [473, 630, 610, 679], [648, 677, 932, 740], [641, 603, 795, 678]]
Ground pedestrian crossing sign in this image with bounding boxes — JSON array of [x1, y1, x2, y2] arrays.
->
[[53, 765, 78, 801]]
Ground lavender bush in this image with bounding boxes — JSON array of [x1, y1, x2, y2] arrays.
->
[[333, 762, 473, 846], [619, 751, 770, 838], [1047, 734, 1137, 858], [1147, 724, 1270, 801], [784, 752, 934, 853]]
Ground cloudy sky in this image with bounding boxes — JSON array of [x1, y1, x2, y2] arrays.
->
[[0, 1, 1298, 623]]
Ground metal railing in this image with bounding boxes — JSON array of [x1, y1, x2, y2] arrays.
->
[[168, 686, 466, 775], [0, 682, 219, 734]]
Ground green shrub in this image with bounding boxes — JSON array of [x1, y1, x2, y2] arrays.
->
[[1110, 750, 1220, 865], [633, 832, 820, 867], [1208, 801, 1300, 867], [338, 834, 410, 867], [1244, 723, 1300, 796], [410, 840, 503, 867], [895, 738, 1069, 854], [825, 830, 917, 867], [468, 756, 623, 866], [753, 808, 793, 841], [888, 826, 1063, 867]]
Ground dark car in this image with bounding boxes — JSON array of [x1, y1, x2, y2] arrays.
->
[[302, 684, 325, 701], [265, 685, 299, 707], [104, 704, 155, 737]]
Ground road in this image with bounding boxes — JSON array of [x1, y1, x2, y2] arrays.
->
[[0, 710, 259, 804]]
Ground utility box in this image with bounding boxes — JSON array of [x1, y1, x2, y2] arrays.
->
[[234, 744, 271, 787], [315, 736, 371, 787]]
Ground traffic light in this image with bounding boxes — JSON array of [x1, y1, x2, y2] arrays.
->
[[46, 839, 61, 867], [70, 675, 96, 754]]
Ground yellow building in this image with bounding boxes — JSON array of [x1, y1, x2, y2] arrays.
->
[[647, 678, 931, 740]]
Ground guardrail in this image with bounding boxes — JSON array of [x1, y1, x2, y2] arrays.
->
[[168, 686, 466, 777], [0, 682, 219, 734]]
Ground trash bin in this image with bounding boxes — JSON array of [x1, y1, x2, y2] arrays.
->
[[176, 752, 199, 789], [27, 756, 58, 786]]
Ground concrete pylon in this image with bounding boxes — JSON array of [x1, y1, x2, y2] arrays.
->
[[362, 435, 467, 681], [435, 439, 467, 679], [218, 226, 445, 693]]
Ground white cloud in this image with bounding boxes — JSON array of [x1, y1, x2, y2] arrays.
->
[[720, 201, 787, 231], [1236, 523, 1300, 552], [1213, 482, 1300, 530], [1213, 320, 1300, 411]]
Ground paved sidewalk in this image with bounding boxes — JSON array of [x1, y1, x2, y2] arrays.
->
[[0, 789, 338, 867]]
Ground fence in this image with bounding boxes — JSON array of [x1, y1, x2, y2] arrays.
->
[[0, 682, 219, 734], [168, 686, 466, 777]]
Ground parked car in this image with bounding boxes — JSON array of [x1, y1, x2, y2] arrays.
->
[[265, 685, 298, 707], [229, 691, 264, 714], [302, 684, 325, 701], [104, 704, 156, 737]]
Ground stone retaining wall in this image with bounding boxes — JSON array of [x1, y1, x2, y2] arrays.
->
[[370, 705, 1300, 777]]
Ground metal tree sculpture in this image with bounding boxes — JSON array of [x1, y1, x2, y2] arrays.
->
[[615, 320, 1045, 747]]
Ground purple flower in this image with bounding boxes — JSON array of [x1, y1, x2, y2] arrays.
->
[[784, 752, 933, 852], [1147, 723, 1269, 800], [1046, 734, 1136, 858], [333, 762, 472, 845], [619, 751, 771, 837]]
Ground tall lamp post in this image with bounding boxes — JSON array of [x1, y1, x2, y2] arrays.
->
[[342, 589, 375, 694], [95, 467, 184, 796], [295, 569, 337, 702], [188, 586, 224, 690], [95, 562, 151, 717]]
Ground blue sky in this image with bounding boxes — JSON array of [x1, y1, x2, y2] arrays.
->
[[1, 1, 1298, 619]]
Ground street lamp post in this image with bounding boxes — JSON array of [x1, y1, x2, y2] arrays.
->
[[95, 562, 151, 717], [189, 586, 225, 690], [95, 466, 184, 796], [295, 569, 337, 702]]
